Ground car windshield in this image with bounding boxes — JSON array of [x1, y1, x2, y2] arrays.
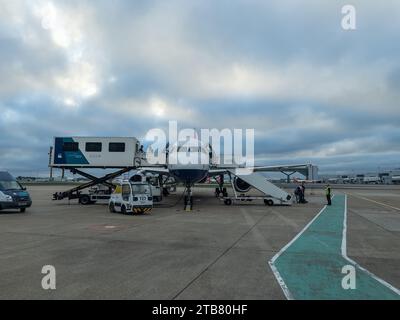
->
[[131, 184, 151, 194], [0, 180, 22, 191]]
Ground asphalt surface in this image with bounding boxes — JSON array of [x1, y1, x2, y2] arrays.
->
[[0, 185, 399, 299]]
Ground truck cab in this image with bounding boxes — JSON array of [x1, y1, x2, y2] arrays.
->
[[109, 180, 153, 214], [0, 172, 32, 213]]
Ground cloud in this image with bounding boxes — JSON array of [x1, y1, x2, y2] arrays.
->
[[0, 0, 400, 175]]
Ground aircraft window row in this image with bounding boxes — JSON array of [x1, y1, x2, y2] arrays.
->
[[62, 142, 126, 152], [177, 147, 202, 152]]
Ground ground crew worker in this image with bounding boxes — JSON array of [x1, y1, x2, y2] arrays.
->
[[325, 184, 332, 206], [294, 185, 301, 203], [300, 182, 307, 203]]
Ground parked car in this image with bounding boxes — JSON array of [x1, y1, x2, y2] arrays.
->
[[0, 171, 32, 212]]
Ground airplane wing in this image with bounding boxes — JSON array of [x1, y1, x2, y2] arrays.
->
[[137, 167, 170, 175], [208, 169, 229, 176], [209, 164, 311, 175], [251, 164, 311, 172]]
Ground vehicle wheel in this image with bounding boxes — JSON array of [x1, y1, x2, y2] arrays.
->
[[20, 208, 26, 213], [79, 195, 91, 205], [109, 202, 116, 213], [264, 199, 274, 206], [121, 205, 127, 215], [224, 199, 232, 206]]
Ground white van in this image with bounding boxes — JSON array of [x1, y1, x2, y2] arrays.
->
[[109, 180, 153, 214]]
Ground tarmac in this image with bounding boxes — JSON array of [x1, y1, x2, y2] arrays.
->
[[0, 184, 399, 299]]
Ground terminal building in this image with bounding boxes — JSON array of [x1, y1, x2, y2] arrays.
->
[[321, 170, 400, 185]]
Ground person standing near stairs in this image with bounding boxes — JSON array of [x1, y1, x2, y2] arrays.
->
[[325, 184, 332, 206]]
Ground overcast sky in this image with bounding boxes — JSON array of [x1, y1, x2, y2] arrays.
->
[[0, 0, 399, 176]]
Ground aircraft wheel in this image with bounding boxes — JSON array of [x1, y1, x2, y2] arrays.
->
[[184, 195, 193, 210], [20, 208, 26, 213]]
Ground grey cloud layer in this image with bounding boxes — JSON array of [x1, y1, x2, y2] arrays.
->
[[0, 0, 399, 174]]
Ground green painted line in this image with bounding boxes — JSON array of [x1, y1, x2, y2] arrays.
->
[[269, 194, 400, 300]]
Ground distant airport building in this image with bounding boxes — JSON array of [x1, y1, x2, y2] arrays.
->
[[320, 170, 400, 185]]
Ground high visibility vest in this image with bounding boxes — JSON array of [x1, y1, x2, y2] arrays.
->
[[325, 187, 331, 196]]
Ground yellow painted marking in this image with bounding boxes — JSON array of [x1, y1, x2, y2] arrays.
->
[[348, 193, 400, 212]]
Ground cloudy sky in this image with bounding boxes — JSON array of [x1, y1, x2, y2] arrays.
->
[[0, 0, 399, 176]]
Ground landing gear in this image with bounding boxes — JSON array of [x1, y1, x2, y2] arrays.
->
[[184, 186, 193, 211]]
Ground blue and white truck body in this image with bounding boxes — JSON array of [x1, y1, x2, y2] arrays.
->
[[51, 137, 142, 168], [0, 171, 32, 212]]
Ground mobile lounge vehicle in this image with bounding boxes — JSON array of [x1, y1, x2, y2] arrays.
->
[[0, 172, 32, 212], [109, 179, 153, 214], [51, 136, 141, 168]]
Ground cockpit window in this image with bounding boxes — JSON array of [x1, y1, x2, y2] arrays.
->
[[177, 146, 202, 152]]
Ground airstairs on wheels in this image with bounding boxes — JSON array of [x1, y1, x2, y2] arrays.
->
[[224, 169, 293, 206]]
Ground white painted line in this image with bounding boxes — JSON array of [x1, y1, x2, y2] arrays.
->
[[268, 197, 332, 300], [342, 193, 400, 296], [341, 194, 348, 257], [269, 203, 328, 264], [269, 194, 400, 299], [268, 261, 293, 300]]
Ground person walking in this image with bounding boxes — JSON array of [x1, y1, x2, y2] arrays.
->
[[325, 184, 332, 205]]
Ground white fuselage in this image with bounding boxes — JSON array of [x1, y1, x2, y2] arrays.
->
[[167, 142, 212, 186]]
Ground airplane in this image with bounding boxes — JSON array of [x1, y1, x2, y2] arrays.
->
[[50, 136, 317, 210], [136, 138, 314, 210]]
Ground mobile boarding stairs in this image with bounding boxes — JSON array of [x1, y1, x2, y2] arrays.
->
[[221, 169, 294, 206]]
